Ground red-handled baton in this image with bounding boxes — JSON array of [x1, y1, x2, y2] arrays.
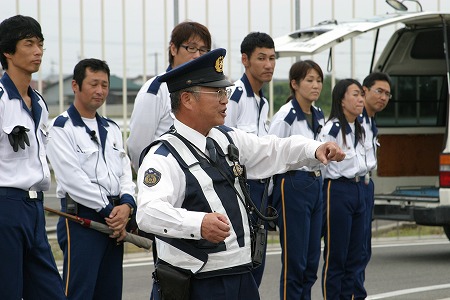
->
[[44, 206, 152, 250]]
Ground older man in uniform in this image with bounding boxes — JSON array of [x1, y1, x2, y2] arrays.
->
[[136, 48, 345, 300], [47, 58, 136, 300]]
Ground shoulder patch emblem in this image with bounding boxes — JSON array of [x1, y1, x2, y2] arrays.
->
[[143, 168, 161, 187]]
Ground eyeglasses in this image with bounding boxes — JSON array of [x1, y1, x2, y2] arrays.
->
[[188, 89, 231, 100], [181, 44, 210, 54], [371, 87, 392, 99]]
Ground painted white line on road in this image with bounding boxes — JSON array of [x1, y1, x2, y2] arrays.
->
[[371, 240, 449, 248], [265, 238, 449, 255], [124, 261, 154, 268], [367, 283, 450, 299]]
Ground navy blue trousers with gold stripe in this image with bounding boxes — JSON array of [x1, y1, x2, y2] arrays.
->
[[272, 170, 323, 300], [0, 189, 65, 299], [57, 200, 123, 300], [321, 179, 365, 300], [354, 178, 375, 300]]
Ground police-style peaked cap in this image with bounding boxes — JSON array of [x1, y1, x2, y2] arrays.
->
[[158, 48, 233, 93]]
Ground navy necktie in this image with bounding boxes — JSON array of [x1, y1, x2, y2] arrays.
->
[[206, 137, 217, 162]]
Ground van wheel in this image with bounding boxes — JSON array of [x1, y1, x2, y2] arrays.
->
[[443, 225, 450, 241]]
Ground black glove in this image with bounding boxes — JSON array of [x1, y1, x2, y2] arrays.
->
[[8, 126, 30, 152]]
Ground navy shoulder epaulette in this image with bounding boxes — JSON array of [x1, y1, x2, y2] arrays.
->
[[147, 76, 162, 95], [328, 122, 341, 138], [284, 108, 297, 126], [0, 87, 4, 98], [53, 115, 69, 128], [104, 117, 119, 128], [357, 114, 364, 124], [315, 107, 325, 119], [229, 86, 243, 103], [154, 142, 170, 157]]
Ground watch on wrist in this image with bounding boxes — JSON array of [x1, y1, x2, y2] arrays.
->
[[125, 203, 134, 216]]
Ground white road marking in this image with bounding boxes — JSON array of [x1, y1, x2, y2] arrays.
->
[[367, 284, 450, 299]]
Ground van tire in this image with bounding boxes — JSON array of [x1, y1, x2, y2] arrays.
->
[[443, 225, 450, 241]]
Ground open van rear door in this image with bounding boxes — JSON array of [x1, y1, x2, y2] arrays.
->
[[274, 11, 448, 58]]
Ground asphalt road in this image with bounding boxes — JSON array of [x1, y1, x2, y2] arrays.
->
[[44, 187, 450, 299], [117, 236, 450, 299]]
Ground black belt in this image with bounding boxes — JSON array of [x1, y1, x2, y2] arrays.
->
[[308, 170, 322, 178], [336, 176, 362, 183], [287, 170, 321, 178], [0, 187, 43, 200]]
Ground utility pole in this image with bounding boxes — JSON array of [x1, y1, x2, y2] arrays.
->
[[148, 52, 159, 76], [174, 0, 179, 26]]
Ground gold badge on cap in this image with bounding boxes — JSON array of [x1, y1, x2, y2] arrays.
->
[[215, 56, 224, 73]]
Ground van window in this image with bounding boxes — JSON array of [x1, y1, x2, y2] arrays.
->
[[411, 30, 450, 59], [376, 75, 447, 127]]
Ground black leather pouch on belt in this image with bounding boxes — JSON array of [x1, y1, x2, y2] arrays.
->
[[65, 193, 78, 215], [154, 263, 191, 300]]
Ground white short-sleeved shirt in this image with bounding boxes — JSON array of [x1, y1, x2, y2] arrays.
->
[[319, 118, 368, 179], [0, 72, 50, 191], [225, 73, 269, 136]]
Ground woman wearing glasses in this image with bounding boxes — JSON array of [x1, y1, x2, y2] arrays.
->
[[268, 60, 325, 300]]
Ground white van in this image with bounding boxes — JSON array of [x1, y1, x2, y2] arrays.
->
[[274, 10, 450, 239]]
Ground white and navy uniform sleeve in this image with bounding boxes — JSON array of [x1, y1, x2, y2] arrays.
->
[[224, 73, 270, 136], [268, 99, 325, 172], [47, 104, 136, 218], [127, 67, 174, 171], [0, 73, 50, 191], [137, 118, 323, 273]]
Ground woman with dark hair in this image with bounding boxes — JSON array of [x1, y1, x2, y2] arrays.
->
[[320, 78, 367, 300], [269, 60, 325, 300]]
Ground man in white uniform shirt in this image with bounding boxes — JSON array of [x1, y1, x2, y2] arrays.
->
[[224, 31, 276, 286], [47, 58, 136, 300], [127, 21, 212, 172], [0, 15, 66, 300], [354, 72, 392, 300]]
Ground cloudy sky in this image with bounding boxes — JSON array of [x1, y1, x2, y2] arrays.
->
[[2, 0, 450, 82]]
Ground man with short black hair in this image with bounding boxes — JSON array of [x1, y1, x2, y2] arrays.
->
[[0, 15, 66, 299], [224, 31, 276, 286], [47, 58, 136, 300], [354, 72, 392, 300]]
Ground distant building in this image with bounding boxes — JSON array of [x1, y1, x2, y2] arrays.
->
[[42, 74, 142, 117], [43, 74, 141, 106]]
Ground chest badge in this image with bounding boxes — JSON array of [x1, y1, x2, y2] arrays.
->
[[233, 163, 243, 177]]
